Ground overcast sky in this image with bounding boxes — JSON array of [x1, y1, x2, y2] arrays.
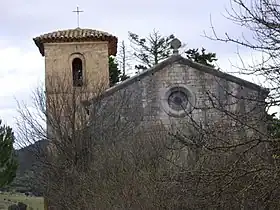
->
[[0, 0, 276, 131]]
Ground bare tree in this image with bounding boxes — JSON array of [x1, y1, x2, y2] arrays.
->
[[194, 2, 280, 206], [16, 75, 190, 209], [206, 0, 280, 108], [160, 73, 280, 209], [117, 40, 132, 80], [15, 39, 278, 209]]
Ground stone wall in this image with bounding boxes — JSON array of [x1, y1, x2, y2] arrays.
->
[[95, 60, 266, 134], [44, 41, 109, 94]]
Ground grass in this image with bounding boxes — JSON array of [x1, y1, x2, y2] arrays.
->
[[0, 192, 44, 210]]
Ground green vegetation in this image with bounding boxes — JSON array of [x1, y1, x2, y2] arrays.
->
[[109, 56, 129, 86], [0, 192, 44, 210], [185, 48, 218, 68], [267, 113, 280, 158], [129, 30, 175, 71], [0, 120, 18, 188], [5, 140, 46, 196], [128, 30, 218, 72]]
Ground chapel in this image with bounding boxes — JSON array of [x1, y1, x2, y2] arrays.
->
[[33, 25, 270, 210], [33, 27, 268, 132]]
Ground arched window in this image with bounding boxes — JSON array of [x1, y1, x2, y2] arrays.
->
[[72, 58, 83, 87]]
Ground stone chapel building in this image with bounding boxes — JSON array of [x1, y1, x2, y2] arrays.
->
[[33, 27, 270, 210], [33, 27, 269, 137]]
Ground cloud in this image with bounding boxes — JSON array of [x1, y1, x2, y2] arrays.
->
[[1, 0, 277, 130], [0, 45, 44, 128], [0, 46, 44, 94], [0, 108, 18, 127]]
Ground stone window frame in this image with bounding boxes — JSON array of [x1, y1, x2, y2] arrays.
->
[[161, 84, 196, 118], [69, 53, 86, 87]]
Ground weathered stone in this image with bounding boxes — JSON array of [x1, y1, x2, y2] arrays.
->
[[44, 41, 110, 93], [92, 55, 267, 134], [35, 27, 269, 209]]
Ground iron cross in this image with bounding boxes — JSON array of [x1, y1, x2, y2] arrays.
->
[[72, 6, 84, 28]]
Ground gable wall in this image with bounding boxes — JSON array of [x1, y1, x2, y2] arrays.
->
[[96, 61, 266, 134], [88, 60, 267, 170]]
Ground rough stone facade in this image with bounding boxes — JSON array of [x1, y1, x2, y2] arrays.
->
[[44, 41, 110, 94], [34, 27, 268, 137], [88, 55, 268, 135], [34, 28, 269, 210]]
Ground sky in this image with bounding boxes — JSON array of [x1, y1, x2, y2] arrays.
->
[[0, 0, 278, 131]]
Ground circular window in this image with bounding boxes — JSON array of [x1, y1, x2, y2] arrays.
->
[[168, 90, 189, 111], [161, 85, 195, 118]]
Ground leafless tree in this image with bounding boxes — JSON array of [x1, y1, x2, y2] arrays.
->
[[117, 40, 133, 80], [206, 0, 280, 108], [194, 2, 280, 206], [158, 71, 280, 209], [15, 75, 190, 209], [15, 37, 280, 209]]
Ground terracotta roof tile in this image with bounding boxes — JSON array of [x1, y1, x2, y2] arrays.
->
[[33, 28, 118, 56]]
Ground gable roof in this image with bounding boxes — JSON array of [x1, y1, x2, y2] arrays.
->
[[85, 54, 269, 105]]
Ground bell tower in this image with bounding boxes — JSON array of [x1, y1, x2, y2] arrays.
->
[[34, 28, 117, 129], [33, 28, 118, 209], [33, 28, 118, 143], [33, 28, 118, 93]]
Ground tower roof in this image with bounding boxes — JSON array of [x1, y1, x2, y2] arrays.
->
[[33, 28, 118, 56]]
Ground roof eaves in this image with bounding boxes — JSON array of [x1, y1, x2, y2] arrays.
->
[[178, 58, 269, 95], [33, 28, 118, 56], [85, 55, 269, 106], [89, 55, 183, 102]]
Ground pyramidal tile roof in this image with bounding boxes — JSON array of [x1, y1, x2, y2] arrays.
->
[[33, 28, 118, 56]]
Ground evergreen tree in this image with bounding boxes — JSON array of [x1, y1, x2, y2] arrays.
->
[[129, 30, 218, 72], [267, 113, 280, 158], [0, 120, 18, 188], [129, 30, 175, 72], [109, 56, 129, 86], [185, 48, 218, 68], [109, 56, 121, 87], [267, 113, 280, 138]]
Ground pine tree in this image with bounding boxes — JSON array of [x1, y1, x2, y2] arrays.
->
[[185, 48, 218, 68], [128, 30, 218, 72], [267, 113, 280, 159], [109, 56, 129, 86], [109, 56, 121, 87], [128, 30, 175, 72], [0, 120, 18, 188]]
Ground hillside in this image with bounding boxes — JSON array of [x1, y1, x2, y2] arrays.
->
[[7, 140, 48, 195], [16, 140, 48, 177]]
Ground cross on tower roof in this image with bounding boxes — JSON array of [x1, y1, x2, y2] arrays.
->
[[72, 6, 84, 28]]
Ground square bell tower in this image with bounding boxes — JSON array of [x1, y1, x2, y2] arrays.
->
[[33, 28, 118, 94]]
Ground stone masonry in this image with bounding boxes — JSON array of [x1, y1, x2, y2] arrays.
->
[[87, 54, 268, 134]]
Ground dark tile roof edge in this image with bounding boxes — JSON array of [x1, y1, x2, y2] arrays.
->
[[178, 57, 269, 95], [92, 55, 183, 101], [33, 28, 118, 56], [86, 55, 269, 105]]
